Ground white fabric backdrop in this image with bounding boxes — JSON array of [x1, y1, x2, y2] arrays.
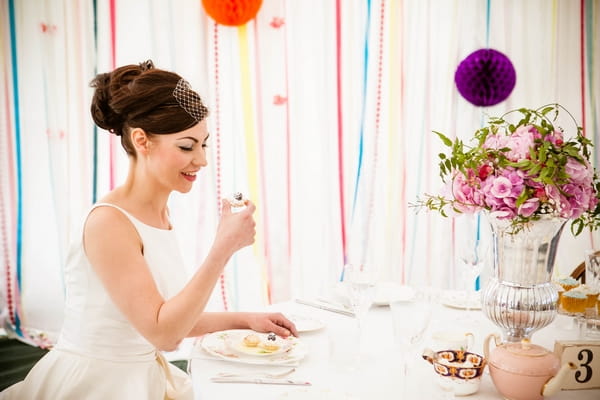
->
[[0, 0, 599, 343]]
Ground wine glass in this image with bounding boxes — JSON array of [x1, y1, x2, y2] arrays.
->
[[390, 288, 433, 398], [342, 264, 376, 356], [457, 236, 487, 316]]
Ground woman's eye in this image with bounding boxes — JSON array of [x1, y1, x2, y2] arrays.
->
[[179, 146, 193, 152], [202, 143, 208, 148]]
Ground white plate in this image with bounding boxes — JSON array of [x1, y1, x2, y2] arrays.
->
[[441, 290, 482, 310], [225, 331, 293, 357], [288, 314, 325, 333], [200, 329, 308, 366]]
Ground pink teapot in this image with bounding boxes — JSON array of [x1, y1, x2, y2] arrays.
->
[[484, 333, 576, 400]]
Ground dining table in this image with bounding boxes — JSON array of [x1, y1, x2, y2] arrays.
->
[[188, 290, 600, 400]]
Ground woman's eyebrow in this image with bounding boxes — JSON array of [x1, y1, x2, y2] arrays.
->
[[177, 136, 199, 142]]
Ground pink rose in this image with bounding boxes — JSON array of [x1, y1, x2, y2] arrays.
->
[[565, 158, 593, 184], [490, 176, 513, 198], [505, 125, 536, 162], [518, 198, 540, 217]]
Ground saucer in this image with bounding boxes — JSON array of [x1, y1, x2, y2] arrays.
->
[[288, 314, 325, 333], [441, 290, 482, 310]]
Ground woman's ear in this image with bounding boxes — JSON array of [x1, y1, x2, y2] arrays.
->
[[131, 128, 150, 155]]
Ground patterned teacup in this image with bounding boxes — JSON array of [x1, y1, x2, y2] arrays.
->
[[422, 348, 486, 396]]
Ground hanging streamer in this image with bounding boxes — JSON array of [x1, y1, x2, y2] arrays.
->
[[386, 0, 407, 284], [282, 2, 292, 269], [212, 22, 228, 311], [108, 0, 116, 190], [92, 0, 99, 203], [583, 0, 597, 248], [335, 0, 347, 267], [252, 18, 274, 305], [408, 1, 432, 285], [360, 0, 386, 267], [350, 0, 372, 222], [474, 0, 494, 291], [7, 0, 23, 337], [580, 0, 586, 134], [238, 25, 267, 305]]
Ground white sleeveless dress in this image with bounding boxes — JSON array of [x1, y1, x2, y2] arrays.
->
[[1, 203, 194, 400]]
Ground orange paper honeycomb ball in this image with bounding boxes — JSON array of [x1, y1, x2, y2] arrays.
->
[[202, 0, 263, 26]]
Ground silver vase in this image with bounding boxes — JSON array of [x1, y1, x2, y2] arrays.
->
[[482, 215, 566, 342]]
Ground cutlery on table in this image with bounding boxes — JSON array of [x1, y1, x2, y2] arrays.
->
[[214, 367, 296, 379], [210, 367, 310, 385], [210, 376, 311, 385], [295, 298, 355, 317]]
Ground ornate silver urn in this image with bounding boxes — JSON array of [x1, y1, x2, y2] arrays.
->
[[482, 215, 566, 342]]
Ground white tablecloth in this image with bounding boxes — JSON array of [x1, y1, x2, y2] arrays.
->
[[190, 299, 600, 399]]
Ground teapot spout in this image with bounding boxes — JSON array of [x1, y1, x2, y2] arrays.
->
[[542, 362, 576, 397]]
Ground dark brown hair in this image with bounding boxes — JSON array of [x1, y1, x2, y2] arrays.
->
[[90, 61, 208, 157]]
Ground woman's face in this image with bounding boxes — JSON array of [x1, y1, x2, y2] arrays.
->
[[145, 120, 209, 193]]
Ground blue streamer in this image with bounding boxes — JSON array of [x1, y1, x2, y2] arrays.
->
[[8, 0, 23, 336], [485, 0, 491, 48], [350, 0, 372, 221], [474, 0, 492, 290], [92, 0, 98, 203]]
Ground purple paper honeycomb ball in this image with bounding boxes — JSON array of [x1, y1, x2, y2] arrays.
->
[[455, 49, 516, 107]]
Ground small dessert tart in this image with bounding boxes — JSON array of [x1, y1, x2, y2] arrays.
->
[[259, 332, 281, 351], [243, 334, 260, 347], [259, 341, 281, 352], [229, 192, 246, 208]]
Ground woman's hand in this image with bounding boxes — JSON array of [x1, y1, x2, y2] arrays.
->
[[245, 312, 298, 338], [214, 199, 256, 254]]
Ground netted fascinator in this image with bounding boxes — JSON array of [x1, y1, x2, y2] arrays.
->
[[173, 79, 208, 122]]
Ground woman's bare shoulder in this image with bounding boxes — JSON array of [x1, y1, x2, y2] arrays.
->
[[84, 202, 141, 250]]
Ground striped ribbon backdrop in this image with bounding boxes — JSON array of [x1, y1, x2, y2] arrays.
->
[[0, 0, 599, 345]]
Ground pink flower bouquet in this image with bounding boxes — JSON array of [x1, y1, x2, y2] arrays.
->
[[415, 104, 600, 234]]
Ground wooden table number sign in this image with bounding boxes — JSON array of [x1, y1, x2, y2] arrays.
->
[[554, 340, 600, 390]]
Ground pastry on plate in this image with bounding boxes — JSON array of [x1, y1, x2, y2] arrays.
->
[[243, 334, 260, 347]]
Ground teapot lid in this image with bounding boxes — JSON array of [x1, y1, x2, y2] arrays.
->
[[490, 339, 560, 376]]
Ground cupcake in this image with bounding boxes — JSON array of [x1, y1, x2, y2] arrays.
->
[[577, 284, 600, 309], [558, 277, 579, 292], [561, 289, 587, 314]]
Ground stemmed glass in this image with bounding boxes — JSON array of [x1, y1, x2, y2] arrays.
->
[[390, 288, 433, 398], [456, 215, 489, 319], [457, 230, 488, 317], [342, 264, 376, 357]]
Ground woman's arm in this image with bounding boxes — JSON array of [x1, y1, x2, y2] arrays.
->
[[84, 201, 256, 351], [187, 312, 298, 338]]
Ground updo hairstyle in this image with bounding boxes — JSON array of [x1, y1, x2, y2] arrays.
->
[[90, 60, 208, 157]]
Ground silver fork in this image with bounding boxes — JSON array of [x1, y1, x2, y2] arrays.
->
[[214, 367, 296, 379]]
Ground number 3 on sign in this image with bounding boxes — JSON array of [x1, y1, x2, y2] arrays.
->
[[554, 341, 600, 390]]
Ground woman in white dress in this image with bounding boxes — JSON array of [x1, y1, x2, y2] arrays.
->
[[1, 60, 297, 399]]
